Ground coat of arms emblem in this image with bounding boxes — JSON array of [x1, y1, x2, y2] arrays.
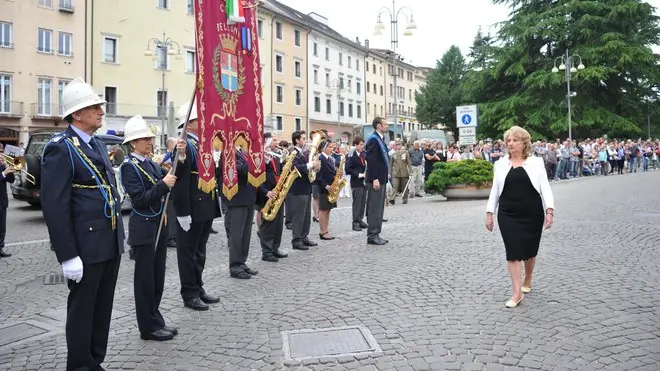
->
[[212, 34, 245, 107]]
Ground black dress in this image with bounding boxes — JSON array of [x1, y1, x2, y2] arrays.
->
[[497, 167, 544, 261]]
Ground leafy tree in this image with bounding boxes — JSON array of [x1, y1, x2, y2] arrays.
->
[[470, 0, 660, 140], [415, 45, 468, 138]]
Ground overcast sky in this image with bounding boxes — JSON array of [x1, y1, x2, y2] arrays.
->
[[277, 0, 660, 68]]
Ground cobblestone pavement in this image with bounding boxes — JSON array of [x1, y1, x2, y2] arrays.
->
[[0, 172, 658, 371]]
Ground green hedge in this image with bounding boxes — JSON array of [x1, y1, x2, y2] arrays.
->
[[425, 159, 494, 193]]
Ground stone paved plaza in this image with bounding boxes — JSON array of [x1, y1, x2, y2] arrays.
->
[[0, 172, 659, 371]]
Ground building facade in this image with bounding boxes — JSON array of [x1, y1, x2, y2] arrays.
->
[[261, 1, 310, 141], [85, 0, 198, 139], [364, 45, 387, 126], [0, 0, 84, 145]]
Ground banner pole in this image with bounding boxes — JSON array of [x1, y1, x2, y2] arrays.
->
[[154, 83, 198, 251]]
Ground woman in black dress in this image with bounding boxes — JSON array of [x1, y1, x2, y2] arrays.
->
[[485, 126, 555, 308], [316, 139, 338, 240]]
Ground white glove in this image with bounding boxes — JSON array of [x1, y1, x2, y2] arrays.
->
[[62, 256, 83, 283], [358, 173, 365, 178], [177, 215, 192, 231]]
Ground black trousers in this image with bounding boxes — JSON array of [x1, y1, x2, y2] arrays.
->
[[284, 193, 293, 225], [259, 207, 283, 257], [366, 184, 386, 239], [290, 194, 311, 246], [351, 187, 367, 224], [228, 206, 254, 274], [166, 199, 177, 242], [176, 221, 212, 301], [0, 206, 6, 249], [66, 255, 121, 371], [132, 236, 167, 335]]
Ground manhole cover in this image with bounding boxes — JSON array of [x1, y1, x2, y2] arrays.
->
[[282, 325, 381, 360], [44, 273, 66, 285], [0, 323, 48, 347]]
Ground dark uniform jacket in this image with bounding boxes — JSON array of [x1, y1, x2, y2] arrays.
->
[[345, 150, 366, 188], [41, 125, 125, 264], [120, 154, 170, 246], [316, 154, 336, 195], [225, 149, 258, 208], [256, 154, 283, 208], [289, 147, 312, 196], [365, 133, 389, 184], [0, 164, 15, 209], [171, 134, 221, 222]]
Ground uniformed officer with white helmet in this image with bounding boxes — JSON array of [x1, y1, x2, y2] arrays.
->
[[120, 115, 186, 341], [41, 77, 125, 370]]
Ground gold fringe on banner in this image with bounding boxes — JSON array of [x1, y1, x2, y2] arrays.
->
[[198, 178, 217, 194], [223, 183, 239, 200], [248, 172, 266, 188]]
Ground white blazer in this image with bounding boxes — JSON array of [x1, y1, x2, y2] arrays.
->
[[486, 155, 555, 214]]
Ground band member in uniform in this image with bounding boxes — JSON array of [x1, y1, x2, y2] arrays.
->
[[172, 100, 221, 311], [316, 139, 338, 240], [346, 137, 368, 232], [258, 133, 289, 262], [289, 131, 320, 250], [365, 116, 390, 246], [222, 143, 270, 279], [0, 148, 15, 258], [120, 116, 185, 341], [41, 77, 125, 371]]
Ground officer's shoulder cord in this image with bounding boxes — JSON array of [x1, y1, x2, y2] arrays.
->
[[64, 138, 117, 230], [119, 157, 164, 218]]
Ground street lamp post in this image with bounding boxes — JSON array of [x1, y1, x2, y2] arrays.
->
[[144, 32, 181, 147], [552, 49, 585, 142], [328, 77, 350, 142], [374, 0, 416, 129]]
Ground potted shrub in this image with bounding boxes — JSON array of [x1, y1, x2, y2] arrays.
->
[[425, 159, 494, 200]]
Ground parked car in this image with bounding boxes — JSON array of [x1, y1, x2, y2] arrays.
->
[[10, 130, 133, 211]]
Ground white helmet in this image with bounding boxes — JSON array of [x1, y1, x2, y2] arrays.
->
[[61, 77, 106, 119], [177, 99, 198, 129], [123, 115, 155, 144]]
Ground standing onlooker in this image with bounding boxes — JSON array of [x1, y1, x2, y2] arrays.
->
[[544, 143, 558, 181], [409, 141, 425, 197], [485, 126, 554, 308], [389, 139, 412, 205]]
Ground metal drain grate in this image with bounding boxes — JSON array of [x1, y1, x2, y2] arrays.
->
[[44, 273, 66, 285], [282, 325, 381, 360]]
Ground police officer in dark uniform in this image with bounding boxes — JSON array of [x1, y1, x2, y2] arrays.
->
[[258, 132, 289, 262], [119, 116, 186, 341], [41, 77, 125, 371], [172, 100, 221, 311]]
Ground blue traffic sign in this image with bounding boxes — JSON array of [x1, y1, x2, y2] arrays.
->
[[461, 114, 472, 125]]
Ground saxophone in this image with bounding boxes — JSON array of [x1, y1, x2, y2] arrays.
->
[[262, 150, 301, 221], [327, 154, 348, 203]]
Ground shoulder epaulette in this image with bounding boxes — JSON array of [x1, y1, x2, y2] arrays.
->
[[50, 133, 67, 143]]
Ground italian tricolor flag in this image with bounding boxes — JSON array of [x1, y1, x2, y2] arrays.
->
[[227, 0, 245, 24]]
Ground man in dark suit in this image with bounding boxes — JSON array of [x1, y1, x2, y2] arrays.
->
[[364, 117, 390, 245], [41, 77, 126, 371], [289, 131, 320, 250], [171, 100, 221, 311], [345, 137, 368, 232], [0, 153, 15, 258]]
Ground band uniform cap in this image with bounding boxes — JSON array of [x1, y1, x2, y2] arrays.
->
[[123, 115, 155, 144], [61, 77, 106, 119], [177, 99, 198, 128]]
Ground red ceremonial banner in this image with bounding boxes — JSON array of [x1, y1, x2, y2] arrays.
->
[[194, 0, 265, 199]]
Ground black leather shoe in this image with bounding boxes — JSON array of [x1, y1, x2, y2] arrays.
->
[[273, 250, 288, 258], [140, 329, 174, 341], [367, 238, 387, 246], [0, 250, 11, 258], [292, 244, 309, 251], [358, 221, 368, 228], [352, 225, 362, 231], [184, 298, 209, 311], [166, 240, 177, 248], [382, 218, 388, 222], [200, 293, 220, 304], [313, 217, 319, 223], [230, 271, 251, 279], [285, 223, 293, 230], [302, 238, 318, 247], [244, 266, 259, 275], [210, 227, 219, 234], [162, 326, 178, 336], [262, 255, 279, 262], [319, 234, 335, 240]]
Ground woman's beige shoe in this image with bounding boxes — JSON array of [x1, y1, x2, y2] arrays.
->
[[521, 286, 532, 293], [505, 294, 524, 308]]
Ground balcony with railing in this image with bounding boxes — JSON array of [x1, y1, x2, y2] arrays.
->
[[30, 103, 62, 119], [58, 0, 74, 13], [0, 101, 24, 118]]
